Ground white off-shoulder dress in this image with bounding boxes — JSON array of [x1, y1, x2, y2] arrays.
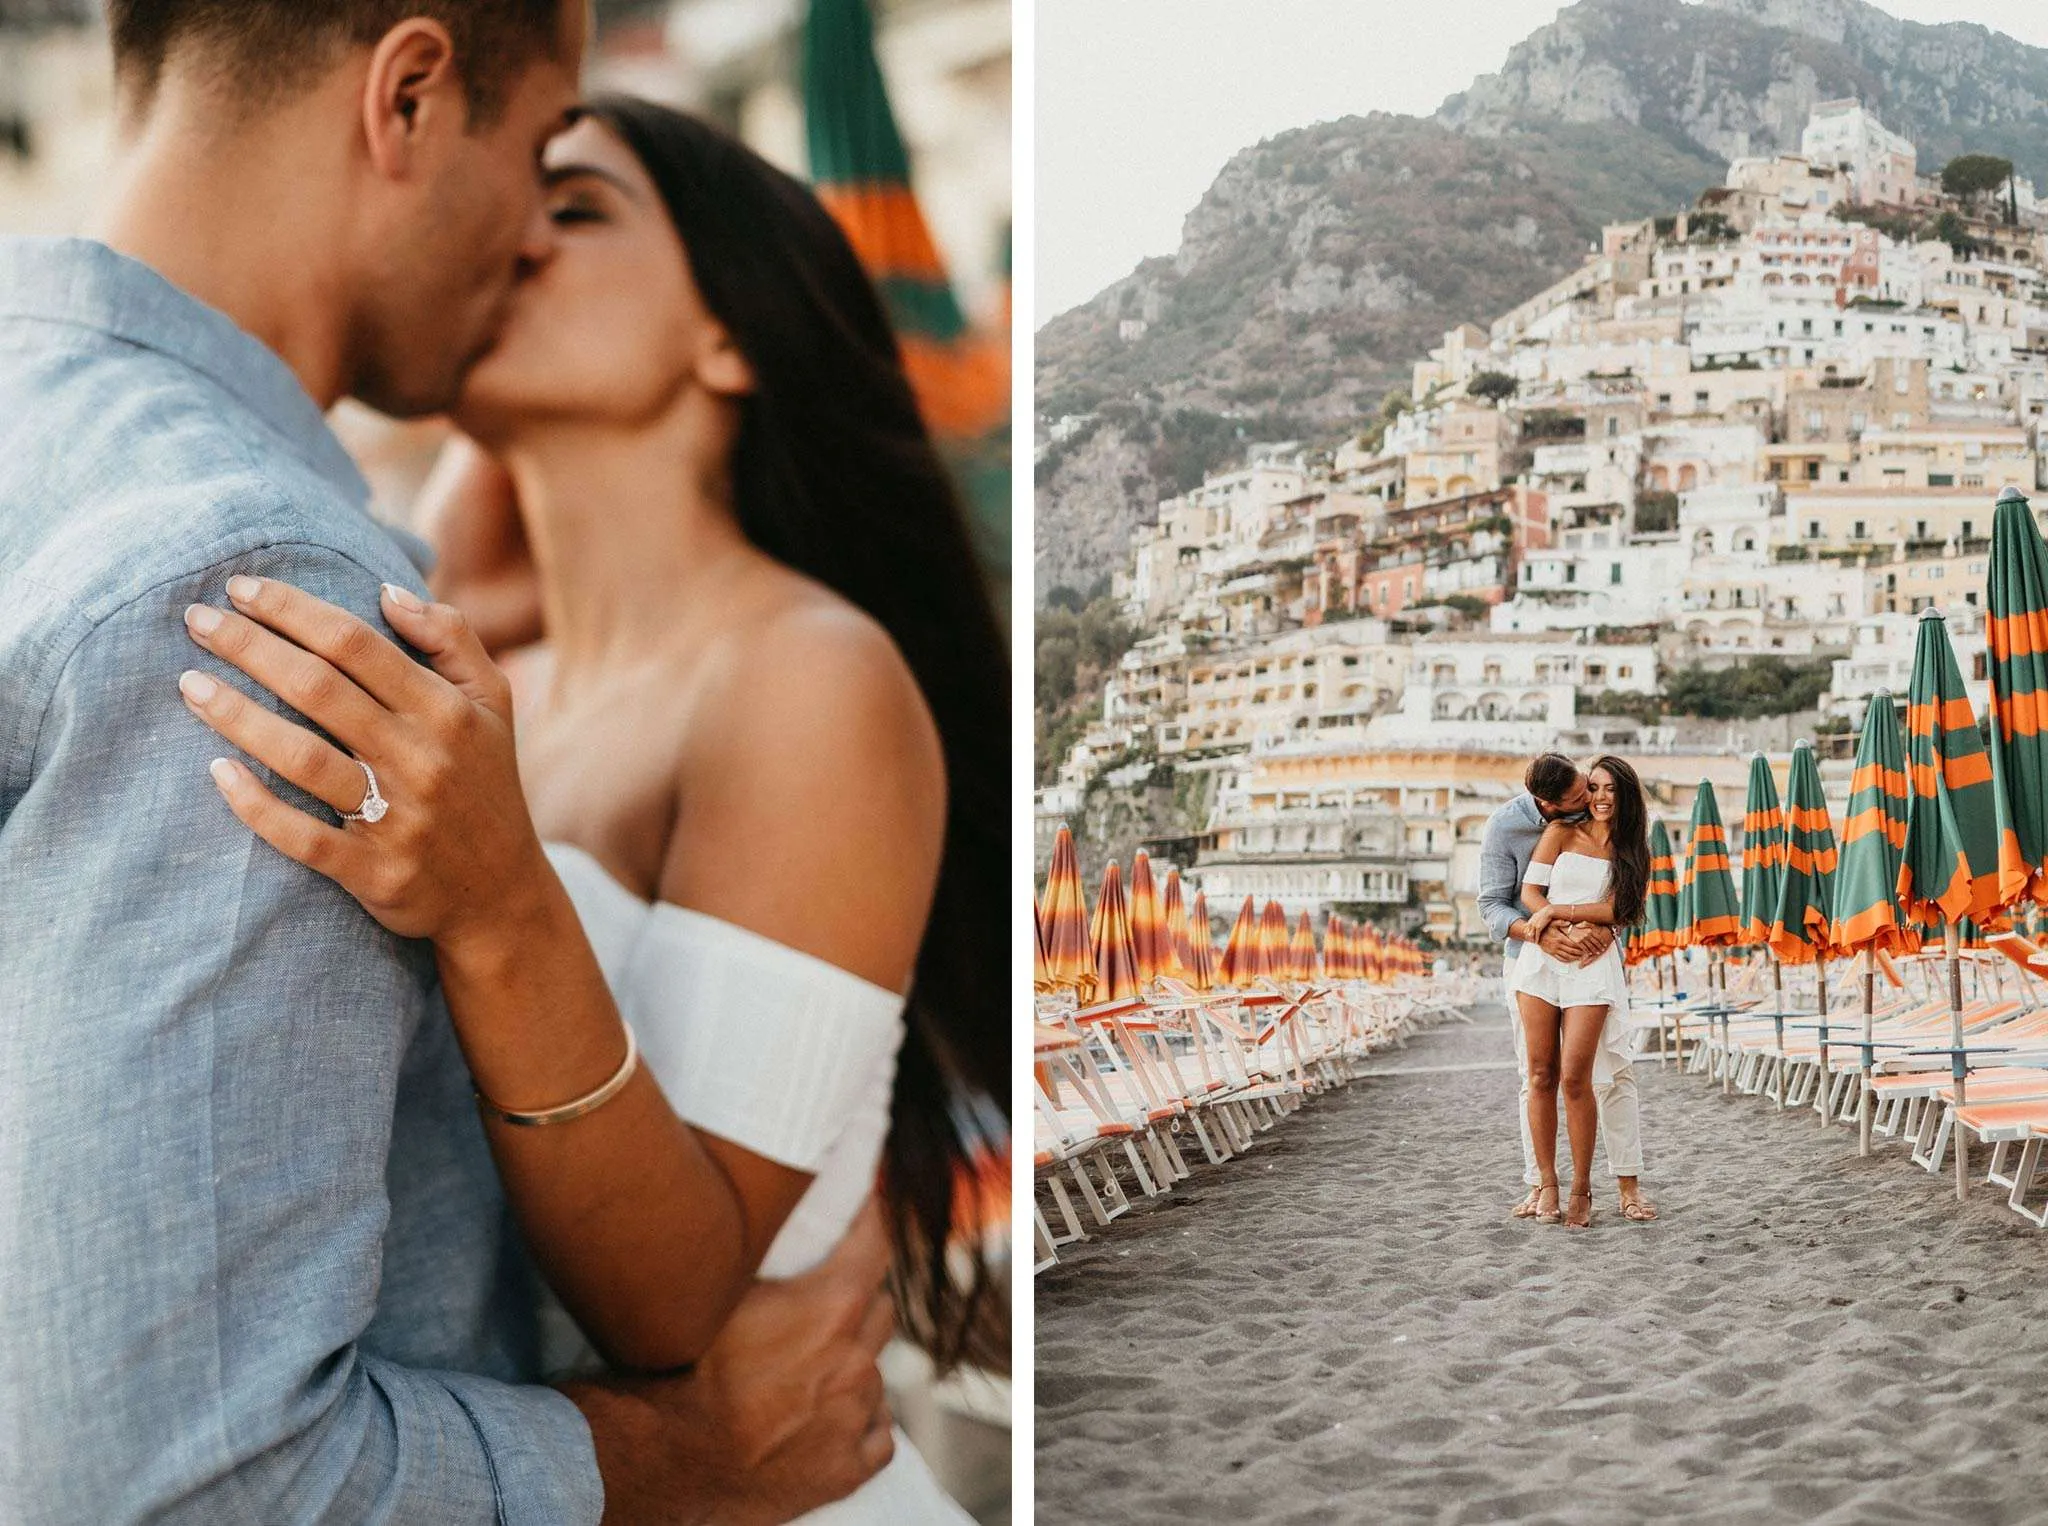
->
[[538, 841, 973, 1525], [1507, 849, 1633, 1086]]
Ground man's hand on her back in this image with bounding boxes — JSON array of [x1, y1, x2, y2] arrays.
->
[[563, 1201, 897, 1526]]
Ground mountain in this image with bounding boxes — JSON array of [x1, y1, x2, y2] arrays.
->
[[1034, 0, 2048, 600]]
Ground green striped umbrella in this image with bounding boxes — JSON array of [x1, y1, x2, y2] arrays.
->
[[1834, 692, 1916, 1151], [802, 0, 1009, 566], [1769, 742, 1843, 1123], [1899, 606, 2001, 1198], [1680, 781, 1742, 948], [1833, 692, 1916, 958], [1641, 819, 1683, 960], [1987, 485, 2048, 909], [1898, 608, 2002, 928], [1739, 753, 1787, 949]]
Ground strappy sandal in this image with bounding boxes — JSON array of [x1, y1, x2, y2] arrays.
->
[[1618, 1193, 1659, 1222], [1533, 1183, 1562, 1224], [1511, 1188, 1543, 1220], [1565, 1190, 1594, 1230]]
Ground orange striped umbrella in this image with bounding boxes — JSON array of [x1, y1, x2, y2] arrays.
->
[[1038, 824, 1096, 1000], [1087, 862, 1142, 1005], [1360, 922, 1383, 982], [1033, 898, 1053, 992], [1187, 891, 1219, 991], [1259, 900, 1291, 984], [1739, 753, 1787, 949], [1833, 692, 1918, 956], [1127, 850, 1169, 988], [1766, 741, 1838, 966], [1987, 486, 2048, 908], [1327, 915, 1350, 980], [1159, 867, 1193, 985], [1218, 895, 1262, 987], [1290, 910, 1319, 984], [1898, 608, 2002, 927], [1679, 781, 1743, 947]]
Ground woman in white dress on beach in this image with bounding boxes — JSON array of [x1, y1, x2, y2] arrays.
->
[[1509, 756, 1651, 1231], [175, 99, 1005, 1522]]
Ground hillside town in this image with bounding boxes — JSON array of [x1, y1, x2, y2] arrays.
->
[[1038, 99, 2048, 945]]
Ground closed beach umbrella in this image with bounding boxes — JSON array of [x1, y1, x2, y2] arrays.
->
[[1159, 868, 1194, 984], [1127, 850, 1168, 989], [1188, 892, 1219, 991], [1740, 753, 1788, 949], [1088, 862, 1142, 1005], [1833, 693, 1916, 957], [1899, 606, 2002, 1198], [1219, 895, 1262, 987], [1987, 485, 2048, 908], [1637, 820, 1682, 963], [1767, 743, 1838, 966], [1290, 911, 1319, 984], [1033, 899, 1053, 993], [1680, 781, 1743, 948], [1899, 608, 2002, 928], [1039, 824, 1098, 1001], [1835, 692, 1919, 1152], [1259, 901, 1291, 984]]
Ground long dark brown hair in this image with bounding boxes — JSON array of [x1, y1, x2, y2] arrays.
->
[[1591, 755, 1650, 927], [590, 96, 1008, 1370]]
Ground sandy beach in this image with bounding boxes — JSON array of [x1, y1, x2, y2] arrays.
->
[[1036, 1005, 2048, 1524]]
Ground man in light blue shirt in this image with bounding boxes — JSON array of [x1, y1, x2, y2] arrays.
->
[[1, 5, 894, 1520], [1477, 754, 1654, 1222]]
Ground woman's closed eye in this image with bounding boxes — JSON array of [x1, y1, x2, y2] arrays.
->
[[550, 199, 608, 227]]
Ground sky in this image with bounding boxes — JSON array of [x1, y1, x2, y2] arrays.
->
[[1036, 0, 2048, 323]]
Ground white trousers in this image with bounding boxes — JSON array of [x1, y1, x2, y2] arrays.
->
[[1506, 974, 1643, 1184]]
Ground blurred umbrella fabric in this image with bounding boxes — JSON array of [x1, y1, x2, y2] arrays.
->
[[802, 0, 1010, 572]]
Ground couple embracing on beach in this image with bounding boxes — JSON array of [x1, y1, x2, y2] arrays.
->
[[1479, 754, 1660, 1231]]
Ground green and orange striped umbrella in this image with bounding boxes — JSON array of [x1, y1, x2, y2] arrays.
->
[[1898, 608, 2002, 928], [1289, 910, 1319, 984], [1258, 900, 1291, 984], [1187, 891, 1219, 991], [1833, 692, 1917, 955], [1218, 895, 1262, 987], [1087, 862, 1142, 1005], [1987, 486, 2048, 909], [802, 0, 1009, 561], [1038, 824, 1097, 999], [1633, 819, 1682, 963], [1766, 742, 1838, 964], [1679, 782, 1742, 947], [1126, 850, 1169, 988], [1158, 867, 1194, 985], [1739, 753, 1787, 948]]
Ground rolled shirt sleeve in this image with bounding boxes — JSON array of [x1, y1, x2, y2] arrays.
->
[[0, 543, 601, 1523], [1476, 811, 1527, 946]]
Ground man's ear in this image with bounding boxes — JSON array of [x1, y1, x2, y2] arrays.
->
[[361, 19, 463, 180]]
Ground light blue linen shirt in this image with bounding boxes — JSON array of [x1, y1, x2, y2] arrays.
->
[[0, 238, 602, 1523], [1477, 791, 1547, 970]]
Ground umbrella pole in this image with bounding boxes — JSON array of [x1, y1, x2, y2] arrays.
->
[[1948, 920, 1969, 1202], [1654, 955, 1668, 1067], [1814, 955, 1831, 1128], [1772, 956, 1787, 1110], [1858, 949, 1875, 1157]]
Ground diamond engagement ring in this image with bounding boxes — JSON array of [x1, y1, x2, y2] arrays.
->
[[341, 759, 389, 824]]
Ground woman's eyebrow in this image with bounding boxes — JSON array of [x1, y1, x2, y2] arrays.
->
[[543, 161, 641, 200]]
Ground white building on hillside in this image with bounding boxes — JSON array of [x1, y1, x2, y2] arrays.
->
[[1800, 100, 1917, 207]]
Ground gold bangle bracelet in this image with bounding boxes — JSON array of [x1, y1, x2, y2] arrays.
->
[[475, 1023, 639, 1127]]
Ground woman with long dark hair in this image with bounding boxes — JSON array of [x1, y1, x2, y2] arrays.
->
[[1506, 756, 1650, 1230], [175, 98, 1003, 1521]]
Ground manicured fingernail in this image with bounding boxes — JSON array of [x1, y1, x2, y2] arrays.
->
[[178, 670, 217, 705], [185, 603, 223, 636], [208, 758, 238, 792], [383, 582, 425, 613], [226, 575, 262, 603]]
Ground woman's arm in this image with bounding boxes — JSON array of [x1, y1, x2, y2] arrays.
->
[[1519, 822, 1573, 933], [177, 579, 938, 1372]]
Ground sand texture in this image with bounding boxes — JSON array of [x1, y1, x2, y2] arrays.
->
[[1036, 1005, 2048, 1524]]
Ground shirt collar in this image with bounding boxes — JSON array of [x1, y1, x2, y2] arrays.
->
[[0, 236, 372, 512]]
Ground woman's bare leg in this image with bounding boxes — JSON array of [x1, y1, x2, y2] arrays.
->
[[1560, 1004, 1607, 1227], [1518, 992, 1563, 1216]]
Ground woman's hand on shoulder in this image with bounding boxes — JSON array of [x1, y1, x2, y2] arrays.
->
[[663, 598, 945, 993], [181, 576, 551, 954]]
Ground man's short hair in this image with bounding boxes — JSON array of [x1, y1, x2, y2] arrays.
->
[[108, 0, 565, 123], [1525, 753, 1579, 805]]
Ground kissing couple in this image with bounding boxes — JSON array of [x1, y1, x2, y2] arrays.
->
[[1478, 754, 1658, 1231], [0, 2, 1006, 1522]]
